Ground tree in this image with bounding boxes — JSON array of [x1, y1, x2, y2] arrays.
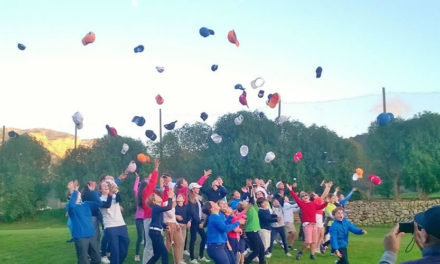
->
[[0, 134, 51, 221]]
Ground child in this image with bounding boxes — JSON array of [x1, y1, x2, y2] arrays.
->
[[329, 207, 367, 264], [283, 196, 300, 250], [175, 194, 191, 263], [66, 180, 110, 264], [268, 198, 291, 257], [257, 197, 278, 256], [286, 182, 331, 260], [229, 190, 242, 210], [147, 190, 174, 264]]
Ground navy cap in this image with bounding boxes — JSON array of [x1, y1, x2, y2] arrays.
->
[[132, 116, 146, 126], [211, 64, 218, 71], [8, 131, 19, 138], [134, 45, 144, 53], [200, 112, 208, 121], [199, 27, 215, 37], [17, 43, 26, 50], [156, 66, 164, 73], [164, 121, 177, 130], [234, 84, 245, 91], [258, 90, 265, 98], [145, 130, 157, 141], [415, 205, 440, 239], [316, 66, 323, 78]]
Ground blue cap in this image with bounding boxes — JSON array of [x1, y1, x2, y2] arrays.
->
[[8, 131, 19, 138], [258, 112, 265, 118], [156, 66, 164, 73], [164, 121, 177, 130], [199, 27, 215, 37], [200, 112, 208, 121], [134, 45, 144, 53], [145, 130, 157, 141], [132, 116, 146, 126], [234, 84, 245, 91], [377, 113, 394, 127], [316, 66, 323, 78], [415, 205, 440, 239], [211, 64, 218, 71], [17, 43, 26, 50], [258, 90, 265, 98]]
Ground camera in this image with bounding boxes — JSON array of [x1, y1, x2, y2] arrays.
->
[[398, 221, 414, 233]]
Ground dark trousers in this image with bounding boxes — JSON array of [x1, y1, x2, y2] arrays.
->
[[190, 223, 206, 260], [74, 237, 100, 264], [89, 217, 101, 257], [269, 226, 288, 254], [207, 243, 230, 264], [336, 248, 349, 264], [135, 219, 145, 255], [147, 230, 168, 264], [244, 231, 265, 264], [105, 225, 130, 264], [101, 232, 109, 257]]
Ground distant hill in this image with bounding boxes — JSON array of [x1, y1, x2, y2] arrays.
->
[[1, 128, 95, 162]]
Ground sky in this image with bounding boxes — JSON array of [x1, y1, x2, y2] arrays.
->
[[1, 0, 439, 140]]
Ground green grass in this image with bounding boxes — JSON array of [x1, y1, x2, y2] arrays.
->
[[0, 219, 423, 264]]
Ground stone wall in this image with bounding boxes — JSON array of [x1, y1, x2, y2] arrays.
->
[[345, 199, 440, 225]]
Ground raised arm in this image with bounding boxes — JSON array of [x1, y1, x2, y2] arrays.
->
[[286, 183, 303, 206], [133, 173, 140, 196], [197, 169, 212, 186], [142, 159, 160, 205], [320, 181, 333, 200]]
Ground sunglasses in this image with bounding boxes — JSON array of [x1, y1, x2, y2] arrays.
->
[[300, 194, 309, 198]]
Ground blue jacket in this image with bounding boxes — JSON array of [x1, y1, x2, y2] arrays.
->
[[206, 213, 239, 244], [329, 218, 363, 250], [258, 208, 278, 230], [150, 198, 173, 229], [202, 186, 227, 202], [67, 190, 110, 239]]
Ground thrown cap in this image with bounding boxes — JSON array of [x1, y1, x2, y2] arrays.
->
[[132, 116, 146, 126], [200, 112, 208, 121], [145, 130, 157, 141], [164, 121, 177, 130]]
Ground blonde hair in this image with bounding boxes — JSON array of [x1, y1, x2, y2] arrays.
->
[[147, 193, 160, 207], [188, 189, 201, 204]]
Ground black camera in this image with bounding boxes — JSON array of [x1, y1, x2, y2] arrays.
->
[[398, 221, 414, 234]]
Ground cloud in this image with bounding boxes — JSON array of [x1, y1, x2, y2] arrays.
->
[[371, 97, 412, 116]]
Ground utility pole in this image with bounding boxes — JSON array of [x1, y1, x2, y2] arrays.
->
[[159, 108, 163, 160], [382, 87, 386, 113]]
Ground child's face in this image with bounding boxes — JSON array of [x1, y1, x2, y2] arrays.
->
[[260, 200, 267, 208], [233, 191, 240, 199], [272, 199, 280, 207], [100, 182, 110, 196], [300, 192, 310, 202], [218, 200, 228, 211], [154, 194, 163, 205], [176, 194, 184, 204], [256, 191, 264, 199], [335, 210, 344, 221]]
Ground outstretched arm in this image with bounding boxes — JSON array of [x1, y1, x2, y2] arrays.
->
[[320, 181, 333, 200]]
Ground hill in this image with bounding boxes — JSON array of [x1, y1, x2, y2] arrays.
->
[[1, 127, 95, 162]]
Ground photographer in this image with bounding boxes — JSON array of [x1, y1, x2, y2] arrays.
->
[[379, 205, 440, 264]]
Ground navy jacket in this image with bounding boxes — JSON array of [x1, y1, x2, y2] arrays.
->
[[258, 208, 278, 230], [202, 186, 227, 202]]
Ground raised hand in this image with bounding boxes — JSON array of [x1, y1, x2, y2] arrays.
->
[[204, 169, 212, 177], [87, 181, 97, 191], [292, 182, 298, 189], [154, 159, 160, 170], [285, 184, 292, 191], [352, 187, 357, 192], [241, 186, 249, 193]]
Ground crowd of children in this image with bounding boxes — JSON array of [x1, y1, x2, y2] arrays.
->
[[66, 159, 366, 264]]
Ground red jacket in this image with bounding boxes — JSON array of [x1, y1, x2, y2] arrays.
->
[[290, 190, 327, 223], [142, 170, 159, 218]]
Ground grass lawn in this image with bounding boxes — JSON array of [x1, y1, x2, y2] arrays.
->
[[0, 219, 423, 264]]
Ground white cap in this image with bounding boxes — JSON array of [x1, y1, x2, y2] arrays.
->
[[211, 133, 222, 144], [189, 182, 202, 190], [276, 181, 283, 189], [234, 114, 244, 125], [264, 152, 276, 163], [352, 173, 359, 181], [250, 77, 265, 89], [72, 111, 84, 129], [121, 143, 129, 154], [240, 145, 249, 157]]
